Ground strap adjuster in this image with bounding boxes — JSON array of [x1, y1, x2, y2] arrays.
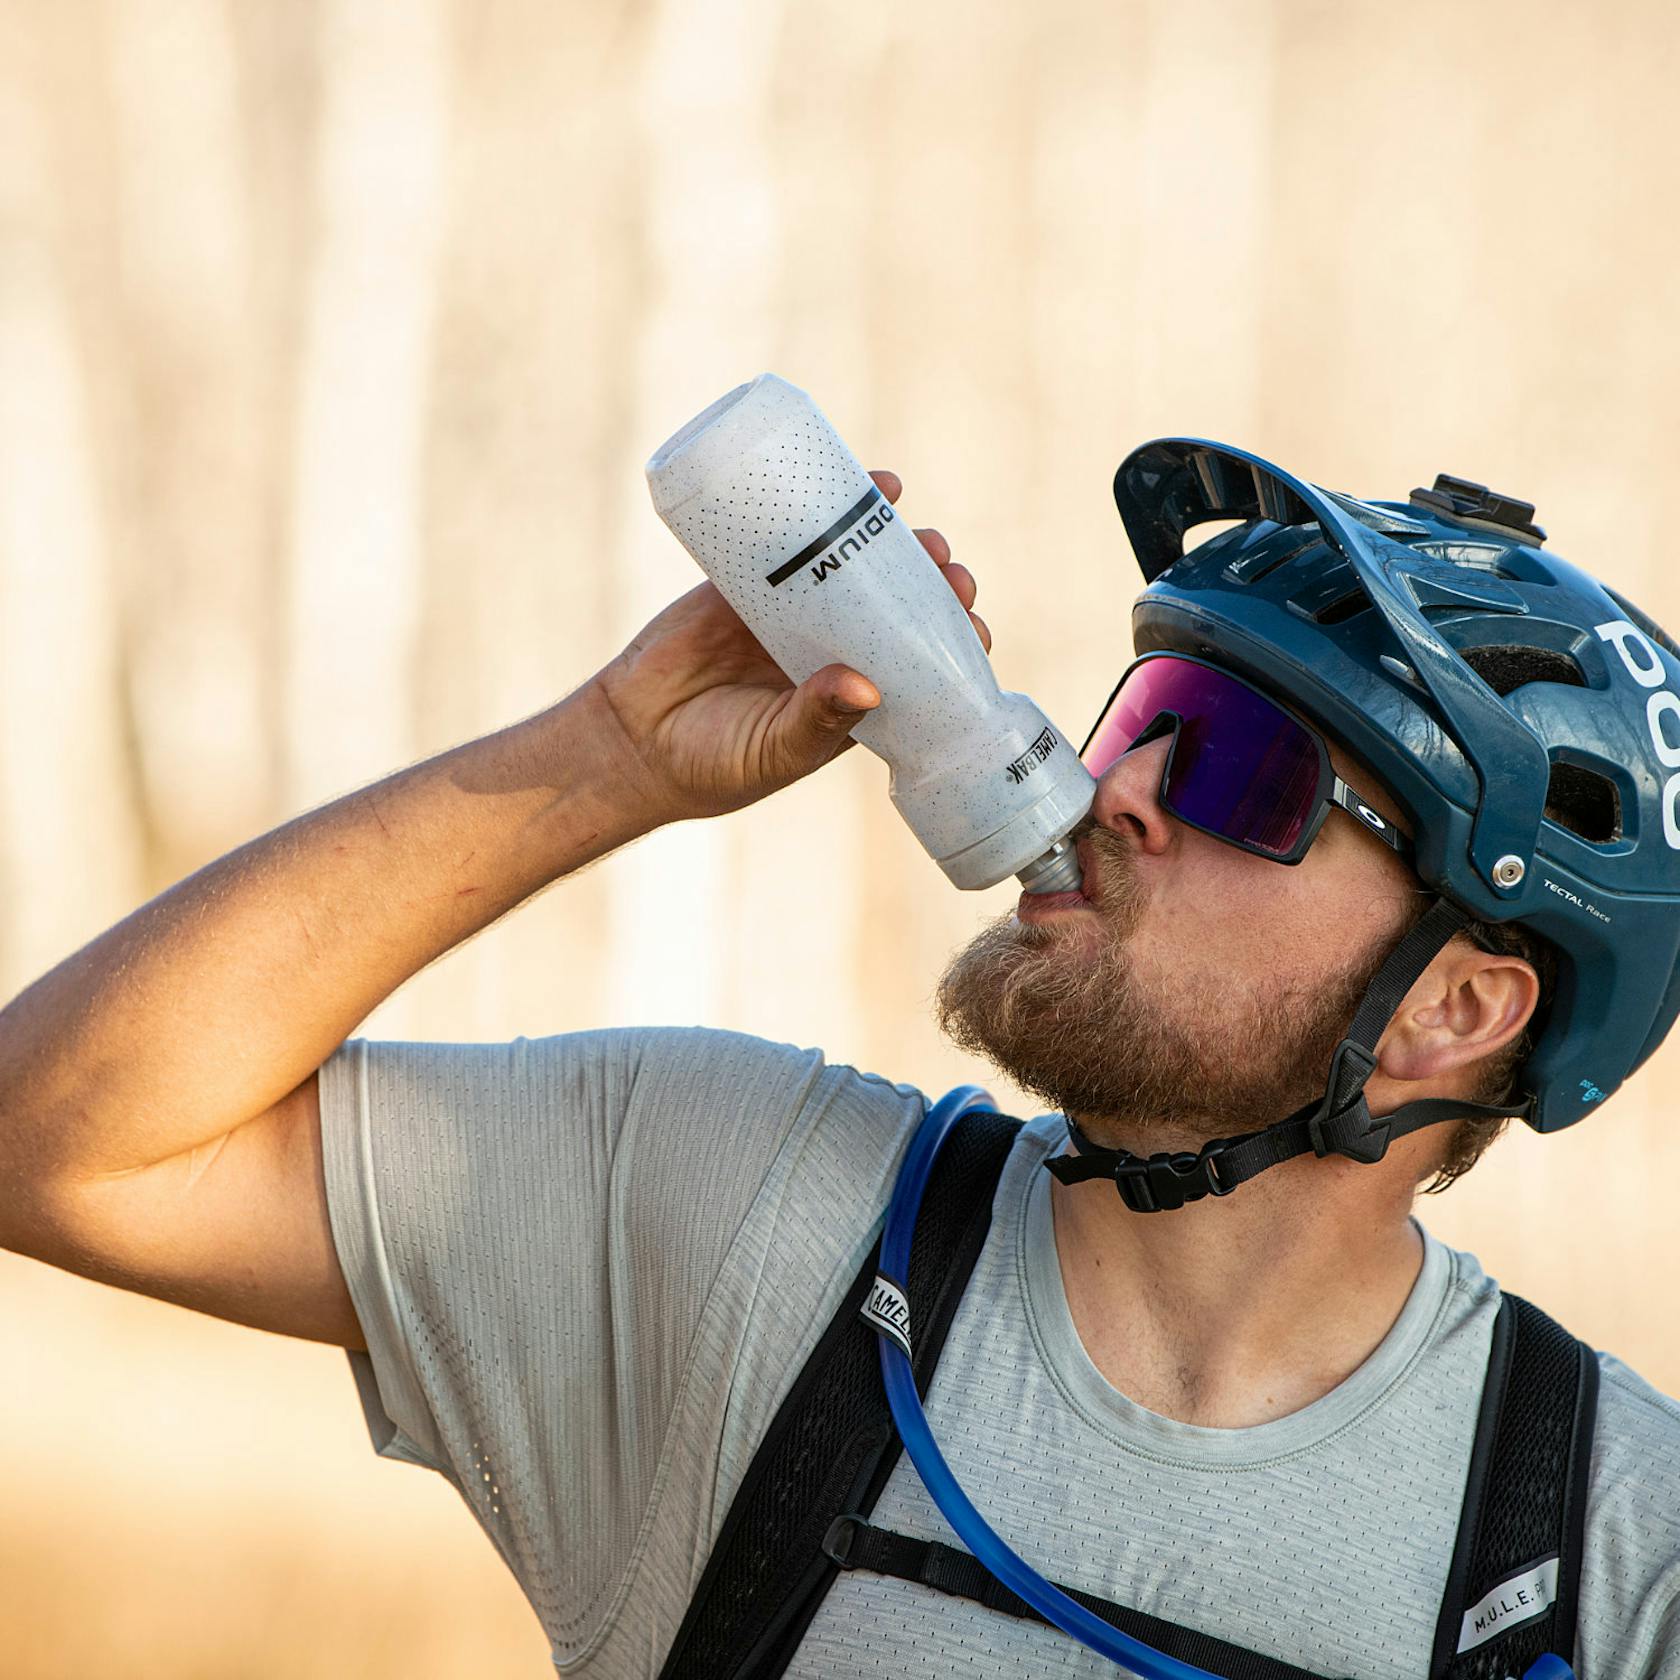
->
[[1306, 1040, 1389, 1164], [1309, 1104, 1394, 1165], [822, 1513, 862, 1569]]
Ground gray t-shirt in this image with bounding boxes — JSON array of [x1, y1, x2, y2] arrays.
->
[[319, 1026, 1680, 1677]]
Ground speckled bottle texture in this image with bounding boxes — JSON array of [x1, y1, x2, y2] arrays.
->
[[645, 374, 1095, 890]]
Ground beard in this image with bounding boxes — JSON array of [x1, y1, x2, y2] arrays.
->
[[932, 827, 1409, 1150]]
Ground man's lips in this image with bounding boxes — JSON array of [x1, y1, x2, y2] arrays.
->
[[1014, 833, 1105, 919], [1015, 888, 1091, 917]]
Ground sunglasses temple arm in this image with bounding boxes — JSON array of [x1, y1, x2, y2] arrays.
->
[[1330, 778, 1414, 860]]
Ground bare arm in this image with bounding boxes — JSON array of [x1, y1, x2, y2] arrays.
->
[[0, 676, 659, 1192], [0, 471, 981, 1348]]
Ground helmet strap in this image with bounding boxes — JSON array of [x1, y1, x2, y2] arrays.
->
[[1044, 897, 1536, 1213]]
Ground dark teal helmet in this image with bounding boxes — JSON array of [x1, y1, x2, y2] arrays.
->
[[1115, 438, 1680, 1137]]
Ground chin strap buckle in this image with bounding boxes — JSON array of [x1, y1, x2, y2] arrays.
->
[[1046, 1116, 1243, 1213], [1128, 1144, 1237, 1213]]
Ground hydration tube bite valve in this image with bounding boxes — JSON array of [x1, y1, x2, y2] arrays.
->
[[645, 374, 1095, 896]]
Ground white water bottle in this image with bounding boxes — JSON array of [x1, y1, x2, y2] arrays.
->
[[644, 373, 1094, 894]]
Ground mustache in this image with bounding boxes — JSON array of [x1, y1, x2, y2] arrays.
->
[[1067, 818, 1143, 922]]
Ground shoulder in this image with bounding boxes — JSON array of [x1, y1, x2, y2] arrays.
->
[[1416, 1247, 1680, 1609], [575, 1023, 932, 1178], [1596, 1348, 1680, 1433], [1578, 1347, 1680, 1669], [328, 1022, 926, 1158], [319, 1024, 935, 1375], [1424, 1266, 1680, 1666], [518, 1026, 937, 1281], [605, 1023, 925, 1123], [1589, 1346, 1680, 1508]]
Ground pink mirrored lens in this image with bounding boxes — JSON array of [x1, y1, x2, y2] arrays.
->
[[1081, 658, 1322, 856]]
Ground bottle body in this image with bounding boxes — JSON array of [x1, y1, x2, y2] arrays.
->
[[645, 373, 1094, 891]]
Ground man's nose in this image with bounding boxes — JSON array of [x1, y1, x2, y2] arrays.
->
[[1088, 731, 1177, 856]]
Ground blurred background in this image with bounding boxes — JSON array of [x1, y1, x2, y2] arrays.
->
[[3, 0, 1677, 1672]]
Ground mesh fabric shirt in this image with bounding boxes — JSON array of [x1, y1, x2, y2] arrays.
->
[[319, 1026, 1680, 1677]]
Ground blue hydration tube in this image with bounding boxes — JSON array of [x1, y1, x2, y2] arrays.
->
[[871, 1085, 1576, 1680]]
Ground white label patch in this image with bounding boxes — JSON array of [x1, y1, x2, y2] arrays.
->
[[861, 1275, 913, 1359], [1457, 1556, 1559, 1653]]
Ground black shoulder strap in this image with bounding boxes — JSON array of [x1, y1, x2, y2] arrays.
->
[[823, 1516, 1344, 1680], [655, 1107, 1023, 1680], [1430, 1291, 1600, 1680], [811, 1288, 1597, 1680]]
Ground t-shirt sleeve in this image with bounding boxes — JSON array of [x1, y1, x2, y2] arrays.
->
[[317, 1024, 861, 1636]]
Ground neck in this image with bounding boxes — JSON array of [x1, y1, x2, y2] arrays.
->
[[1048, 1129, 1429, 1428]]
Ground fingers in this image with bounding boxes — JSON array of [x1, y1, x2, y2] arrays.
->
[[932, 557, 989, 649], [867, 470, 944, 559], [914, 525, 951, 566], [940, 559, 975, 608], [866, 470, 990, 653]]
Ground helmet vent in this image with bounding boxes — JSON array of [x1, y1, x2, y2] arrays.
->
[[1409, 540, 1517, 577], [1312, 588, 1373, 625], [1220, 523, 1321, 585], [1545, 761, 1621, 844], [1459, 644, 1587, 697]]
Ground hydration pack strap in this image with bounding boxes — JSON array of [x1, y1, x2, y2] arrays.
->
[[655, 1108, 1023, 1680], [1430, 1293, 1599, 1680], [821, 1515, 1345, 1680], [814, 1290, 1596, 1680], [661, 1107, 1596, 1678]]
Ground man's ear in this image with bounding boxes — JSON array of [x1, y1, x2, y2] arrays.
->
[[1375, 944, 1540, 1085]]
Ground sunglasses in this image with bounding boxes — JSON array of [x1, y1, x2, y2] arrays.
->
[[1079, 653, 1414, 866]]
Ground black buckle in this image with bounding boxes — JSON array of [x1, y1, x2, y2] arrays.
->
[[1113, 1139, 1237, 1214], [822, 1514, 862, 1569]]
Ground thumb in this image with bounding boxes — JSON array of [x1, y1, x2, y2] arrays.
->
[[787, 665, 880, 760], [825, 667, 880, 717]]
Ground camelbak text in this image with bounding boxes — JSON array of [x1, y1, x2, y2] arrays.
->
[[861, 1275, 913, 1359], [765, 486, 895, 589], [1595, 618, 1680, 848], [1006, 728, 1058, 785]]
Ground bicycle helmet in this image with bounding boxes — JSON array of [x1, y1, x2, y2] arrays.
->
[[1047, 438, 1680, 1213]]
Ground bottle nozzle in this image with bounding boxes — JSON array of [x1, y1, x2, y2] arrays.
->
[[1016, 834, 1083, 896]]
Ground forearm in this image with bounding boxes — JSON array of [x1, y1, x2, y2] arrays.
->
[[0, 675, 662, 1185]]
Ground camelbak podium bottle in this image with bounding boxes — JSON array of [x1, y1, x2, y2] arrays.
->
[[645, 373, 1094, 894]]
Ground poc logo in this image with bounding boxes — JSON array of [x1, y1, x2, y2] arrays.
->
[[1596, 619, 1680, 849]]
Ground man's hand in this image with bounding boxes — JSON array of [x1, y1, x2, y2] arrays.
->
[[596, 470, 990, 825]]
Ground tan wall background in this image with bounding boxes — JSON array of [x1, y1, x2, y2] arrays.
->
[[4, 0, 1677, 1673]]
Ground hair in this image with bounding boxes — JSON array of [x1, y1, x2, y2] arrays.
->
[[1414, 912, 1557, 1195]]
